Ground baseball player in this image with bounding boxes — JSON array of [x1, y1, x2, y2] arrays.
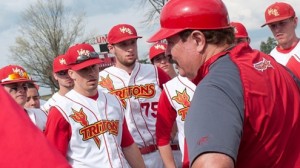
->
[[149, 42, 177, 78], [0, 65, 47, 131], [44, 43, 145, 168], [156, 74, 196, 168], [41, 54, 74, 113], [149, 42, 182, 167], [262, 2, 300, 78], [98, 24, 170, 168], [24, 82, 41, 108], [149, 0, 300, 167], [230, 22, 251, 44], [0, 85, 70, 168]]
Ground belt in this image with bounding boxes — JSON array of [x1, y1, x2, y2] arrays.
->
[[139, 144, 158, 154], [170, 144, 180, 151]]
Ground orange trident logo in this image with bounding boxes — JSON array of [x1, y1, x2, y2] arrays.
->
[[69, 108, 101, 148], [99, 75, 115, 91], [172, 88, 191, 121]]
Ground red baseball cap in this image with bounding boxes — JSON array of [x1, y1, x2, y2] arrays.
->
[[52, 54, 70, 73], [0, 65, 33, 85], [261, 2, 295, 27], [149, 42, 167, 60], [107, 24, 142, 44], [66, 43, 102, 71], [230, 22, 248, 38]]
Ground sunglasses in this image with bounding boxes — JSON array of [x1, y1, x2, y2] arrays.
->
[[56, 70, 68, 76], [1, 72, 30, 83], [75, 52, 99, 64]]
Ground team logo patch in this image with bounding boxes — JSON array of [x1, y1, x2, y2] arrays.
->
[[99, 74, 156, 109], [172, 88, 191, 121], [119, 26, 133, 35], [59, 58, 67, 65], [70, 108, 119, 149], [253, 58, 274, 72], [154, 44, 165, 50], [267, 8, 280, 17]]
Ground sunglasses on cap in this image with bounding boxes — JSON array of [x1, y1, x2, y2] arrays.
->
[[75, 52, 99, 64], [56, 70, 68, 76], [1, 72, 30, 83]]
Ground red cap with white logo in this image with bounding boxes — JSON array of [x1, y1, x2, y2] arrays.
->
[[261, 2, 295, 27], [230, 22, 248, 38], [52, 54, 70, 73], [65, 43, 102, 71], [149, 42, 167, 60], [0, 65, 33, 85], [107, 24, 142, 44]]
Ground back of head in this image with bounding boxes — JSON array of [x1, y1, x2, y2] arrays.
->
[[148, 0, 231, 42], [149, 42, 167, 61], [107, 24, 142, 44], [231, 22, 249, 38], [0, 65, 33, 85], [261, 2, 295, 27]]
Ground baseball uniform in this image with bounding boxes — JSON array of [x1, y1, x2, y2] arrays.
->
[[157, 75, 196, 167], [41, 92, 63, 114], [98, 62, 170, 167], [45, 90, 134, 168], [25, 108, 47, 131], [270, 41, 300, 78]]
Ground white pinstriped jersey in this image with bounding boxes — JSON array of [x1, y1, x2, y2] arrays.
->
[[54, 90, 129, 168], [41, 92, 62, 114], [98, 63, 162, 148], [163, 75, 196, 157], [25, 108, 47, 131]]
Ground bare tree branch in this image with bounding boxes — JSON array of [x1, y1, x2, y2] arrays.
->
[[10, 0, 85, 93], [137, 0, 168, 28]]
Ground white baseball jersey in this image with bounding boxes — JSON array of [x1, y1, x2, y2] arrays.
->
[[98, 63, 163, 148], [41, 92, 63, 114], [54, 89, 129, 168], [163, 75, 196, 159], [25, 108, 47, 131], [270, 42, 300, 70], [270, 42, 300, 66]]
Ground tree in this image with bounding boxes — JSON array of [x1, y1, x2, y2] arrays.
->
[[10, 0, 85, 93], [260, 37, 277, 54], [138, 0, 168, 28], [139, 58, 151, 64]]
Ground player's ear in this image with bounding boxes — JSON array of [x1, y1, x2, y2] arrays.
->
[[191, 30, 206, 54], [68, 70, 75, 80], [107, 44, 114, 53]]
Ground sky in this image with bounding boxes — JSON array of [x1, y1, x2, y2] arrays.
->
[[0, 0, 299, 95]]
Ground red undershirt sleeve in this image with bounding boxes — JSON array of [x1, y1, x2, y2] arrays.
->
[[156, 90, 177, 146], [121, 119, 134, 147], [44, 107, 72, 157], [157, 67, 171, 89]]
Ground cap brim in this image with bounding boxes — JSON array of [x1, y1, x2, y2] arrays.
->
[[70, 58, 103, 71], [53, 67, 69, 73], [111, 36, 142, 44], [1, 79, 35, 85], [261, 16, 293, 27], [148, 28, 183, 43]]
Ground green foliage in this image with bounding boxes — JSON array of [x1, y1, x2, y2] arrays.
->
[[260, 37, 277, 54], [139, 58, 151, 64]]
